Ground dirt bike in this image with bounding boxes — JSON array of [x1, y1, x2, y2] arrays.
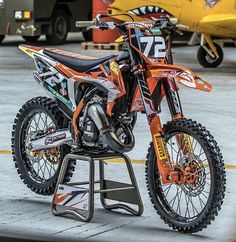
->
[[12, 15, 226, 233]]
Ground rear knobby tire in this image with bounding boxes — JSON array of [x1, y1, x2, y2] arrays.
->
[[11, 97, 75, 195], [145, 119, 226, 233]]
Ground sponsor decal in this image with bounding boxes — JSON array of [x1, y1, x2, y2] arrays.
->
[[110, 61, 120, 76], [54, 185, 89, 210], [45, 133, 66, 145], [60, 88, 67, 96], [134, 98, 144, 109], [48, 86, 73, 109], [183, 134, 193, 153], [61, 81, 67, 89], [153, 133, 167, 160], [197, 79, 204, 85]]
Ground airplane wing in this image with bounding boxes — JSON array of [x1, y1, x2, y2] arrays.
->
[[199, 14, 236, 36]]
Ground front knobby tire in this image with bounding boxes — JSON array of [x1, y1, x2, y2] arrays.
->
[[145, 119, 226, 233], [12, 97, 75, 195]]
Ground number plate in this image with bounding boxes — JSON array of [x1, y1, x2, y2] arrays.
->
[[140, 36, 166, 59]]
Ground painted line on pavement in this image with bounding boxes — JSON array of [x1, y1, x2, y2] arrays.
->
[[0, 150, 12, 155], [1, 150, 236, 169]]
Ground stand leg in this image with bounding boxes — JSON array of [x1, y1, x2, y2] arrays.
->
[[51, 154, 95, 222], [99, 155, 143, 216]]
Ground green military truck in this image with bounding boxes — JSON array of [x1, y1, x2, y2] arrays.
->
[[0, 0, 92, 44]]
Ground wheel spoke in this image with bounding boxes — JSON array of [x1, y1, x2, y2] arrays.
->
[[25, 111, 59, 183], [163, 184, 173, 197]]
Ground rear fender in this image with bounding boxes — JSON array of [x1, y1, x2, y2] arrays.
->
[[19, 44, 42, 58]]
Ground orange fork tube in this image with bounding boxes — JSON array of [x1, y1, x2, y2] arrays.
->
[[150, 115, 179, 184]]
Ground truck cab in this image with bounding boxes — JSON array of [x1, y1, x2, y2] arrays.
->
[[0, 0, 92, 44]]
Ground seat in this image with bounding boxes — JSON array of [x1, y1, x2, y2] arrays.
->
[[43, 49, 117, 73]]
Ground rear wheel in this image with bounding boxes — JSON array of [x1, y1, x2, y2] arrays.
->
[[0, 35, 5, 43], [145, 119, 226, 233], [46, 9, 68, 45], [22, 35, 40, 42], [12, 97, 75, 195]]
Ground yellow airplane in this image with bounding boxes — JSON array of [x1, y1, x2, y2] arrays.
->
[[104, 0, 236, 67]]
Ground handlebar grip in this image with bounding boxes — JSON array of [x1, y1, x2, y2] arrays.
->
[[176, 24, 189, 29], [76, 21, 95, 28]]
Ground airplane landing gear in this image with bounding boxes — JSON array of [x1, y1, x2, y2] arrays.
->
[[197, 42, 223, 68]]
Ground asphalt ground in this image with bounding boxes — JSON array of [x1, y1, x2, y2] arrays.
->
[[0, 33, 236, 242]]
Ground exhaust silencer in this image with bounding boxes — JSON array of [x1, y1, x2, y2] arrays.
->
[[87, 103, 135, 153]]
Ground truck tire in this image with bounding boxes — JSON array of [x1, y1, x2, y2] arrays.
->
[[46, 9, 68, 45], [0, 35, 5, 44], [22, 35, 40, 42]]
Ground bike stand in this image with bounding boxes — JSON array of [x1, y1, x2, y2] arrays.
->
[[51, 152, 144, 222]]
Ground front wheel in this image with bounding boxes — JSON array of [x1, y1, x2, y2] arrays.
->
[[145, 119, 226, 233]]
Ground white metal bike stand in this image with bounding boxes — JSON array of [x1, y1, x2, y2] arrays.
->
[[51, 152, 144, 222]]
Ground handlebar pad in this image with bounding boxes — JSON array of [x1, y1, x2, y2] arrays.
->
[[76, 21, 95, 28]]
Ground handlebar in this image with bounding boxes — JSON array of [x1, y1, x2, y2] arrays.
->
[[75, 14, 189, 33]]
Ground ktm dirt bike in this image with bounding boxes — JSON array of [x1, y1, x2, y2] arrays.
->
[[12, 16, 226, 233]]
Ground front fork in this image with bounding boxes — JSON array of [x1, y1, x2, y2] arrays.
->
[[136, 74, 191, 184]]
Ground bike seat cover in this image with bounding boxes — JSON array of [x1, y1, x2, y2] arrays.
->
[[43, 48, 117, 73]]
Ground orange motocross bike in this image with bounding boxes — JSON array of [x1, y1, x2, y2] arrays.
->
[[12, 16, 226, 233]]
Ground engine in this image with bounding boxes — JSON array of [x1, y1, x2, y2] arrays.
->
[[77, 93, 135, 152], [81, 118, 99, 143]]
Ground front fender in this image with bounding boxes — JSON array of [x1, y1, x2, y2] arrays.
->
[[146, 64, 212, 92]]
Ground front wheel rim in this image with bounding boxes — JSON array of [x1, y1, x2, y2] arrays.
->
[[157, 132, 212, 221]]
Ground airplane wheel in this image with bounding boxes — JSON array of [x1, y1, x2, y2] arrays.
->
[[197, 43, 223, 68], [0, 35, 5, 44]]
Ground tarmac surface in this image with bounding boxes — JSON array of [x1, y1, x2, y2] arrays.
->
[[0, 34, 236, 242]]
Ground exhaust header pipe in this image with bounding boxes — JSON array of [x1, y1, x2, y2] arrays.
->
[[87, 103, 135, 153]]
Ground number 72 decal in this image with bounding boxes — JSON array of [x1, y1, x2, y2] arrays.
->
[[140, 36, 166, 59]]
